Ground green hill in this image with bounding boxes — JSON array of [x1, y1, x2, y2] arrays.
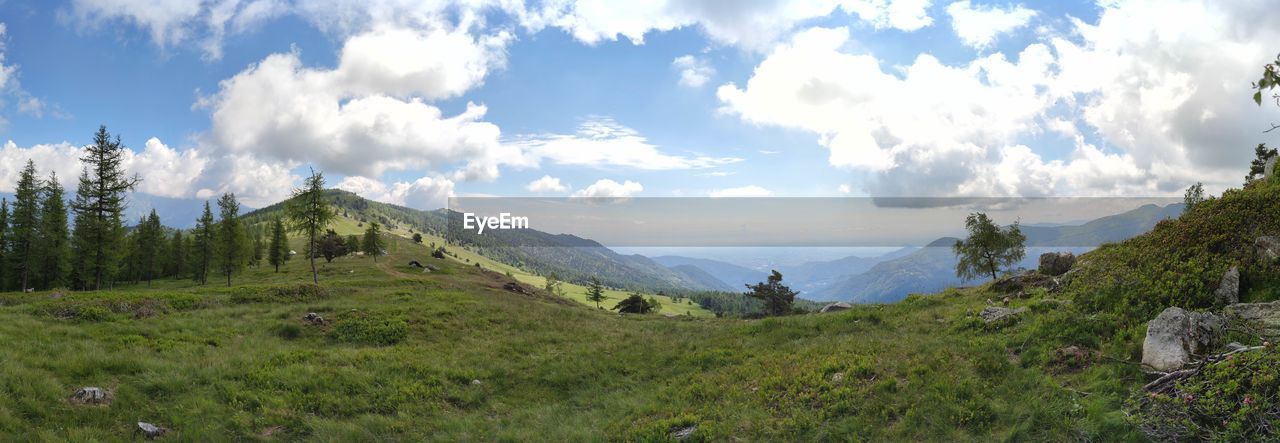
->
[[0, 181, 1278, 440]]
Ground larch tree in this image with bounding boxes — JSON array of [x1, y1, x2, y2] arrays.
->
[[168, 230, 186, 278], [191, 201, 215, 285], [9, 160, 41, 291], [285, 169, 335, 284], [134, 210, 163, 287], [268, 217, 288, 273], [585, 277, 606, 309], [70, 126, 139, 290], [362, 221, 385, 262], [38, 172, 69, 289], [216, 192, 243, 287]]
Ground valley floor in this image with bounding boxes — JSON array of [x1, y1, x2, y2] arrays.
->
[[0, 235, 1146, 441]]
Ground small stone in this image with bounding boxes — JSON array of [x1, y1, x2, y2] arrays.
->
[[819, 302, 852, 313], [669, 425, 698, 441], [471, 379, 482, 386], [303, 312, 326, 326], [979, 306, 1027, 323], [137, 422, 166, 439], [830, 372, 844, 384], [70, 387, 110, 405]]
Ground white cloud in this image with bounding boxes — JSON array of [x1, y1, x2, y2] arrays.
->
[[709, 185, 772, 197], [199, 24, 515, 181], [572, 179, 643, 198], [672, 55, 715, 88], [526, 175, 568, 193], [0, 138, 213, 200], [945, 0, 1036, 49], [838, 184, 852, 194], [510, 117, 741, 170], [336, 174, 455, 209]]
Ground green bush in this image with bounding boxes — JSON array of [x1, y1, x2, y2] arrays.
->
[[1129, 346, 1280, 441], [329, 313, 408, 346]]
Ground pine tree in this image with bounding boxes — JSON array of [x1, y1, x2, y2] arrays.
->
[[286, 169, 335, 284], [70, 126, 139, 290], [37, 173, 69, 289], [362, 221, 385, 262], [346, 234, 361, 254], [215, 193, 243, 287], [0, 199, 9, 291], [9, 160, 41, 291], [191, 201, 215, 285], [250, 229, 265, 267], [586, 277, 606, 309], [744, 271, 797, 316], [134, 210, 163, 287], [268, 217, 287, 273], [168, 230, 186, 278]]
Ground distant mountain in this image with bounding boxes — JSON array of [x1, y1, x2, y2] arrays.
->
[[775, 247, 916, 294], [820, 203, 1183, 303], [668, 264, 736, 292], [651, 256, 766, 289]]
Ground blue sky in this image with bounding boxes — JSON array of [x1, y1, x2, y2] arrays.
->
[[0, 0, 1274, 212]]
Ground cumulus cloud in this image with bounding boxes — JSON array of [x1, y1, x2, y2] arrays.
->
[[718, 2, 1280, 198], [0, 138, 213, 200], [572, 179, 642, 198], [526, 175, 568, 193], [336, 174, 455, 209], [709, 185, 772, 197], [510, 117, 741, 170], [199, 24, 515, 180], [672, 55, 715, 88], [945, 0, 1036, 49]]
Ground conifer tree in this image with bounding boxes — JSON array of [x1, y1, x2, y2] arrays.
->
[[586, 277, 607, 309], [191, 201, 215, 285], [216, 193, 243, 287], [168, 230, 186, 278], [0, 199, 9, 291], [134, 210, 163, 287], [268, 217, 288, 273], [70, 126, 139, 290], [9, 160, 41, 291], [362, 221, 385, 262], [37, 172, 69, 289], [286, 169, 335, 284]]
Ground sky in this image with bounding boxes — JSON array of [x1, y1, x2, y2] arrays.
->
[[0, 0, 1276, 213]]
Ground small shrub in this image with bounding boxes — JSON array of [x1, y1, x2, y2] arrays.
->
[[329, 313, 408, 346]]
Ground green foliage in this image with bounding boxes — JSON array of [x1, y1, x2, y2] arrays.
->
[[1247, 143, 1276, 182], [585, 276, 606, 308], [1183, 182, 1205, 213], [1130, 346, 1280, 441], [329, 312, 408, 346], [191, 201, 216, 285], [216, 193, 244, 286], [286, 169, 336, 284], [316, 230, 348, 263], [362, 222, 386, 261], [953, 212, 1025, 281], [37, 172, 69, 290], [268, 217, 288, 272], [613, 291, 657, 314], [1252, 53, 1280, 106], [743, 270, 796, 316], [9, 160, 40, 291], [69, 126, 138, 290]]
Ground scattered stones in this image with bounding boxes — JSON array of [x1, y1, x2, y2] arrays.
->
[[1141, 307, 1224, 372], [820, 302, 852, 313], [69, 387, 110, 405], [1225, 300, 1280, 338], [1038, 252, 1076, 276], [1214, 266, 1240, 305], [979, 306, 1027, 323], [303, 312, 326, 326], [137, 422, 166, 439], [1257, 236, 1280, 262], [991, 271, 1060, 294], [669, 425, 698, 441]]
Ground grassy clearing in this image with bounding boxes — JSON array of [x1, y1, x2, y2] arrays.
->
[[0, 230, 1152, 440]]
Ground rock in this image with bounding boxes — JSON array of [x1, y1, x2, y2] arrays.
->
[[1038, 252, 1076, 276], [1141, 307, 1224, 372], [991, 271, 1059, 294], [830, 372, 844, 384], [408, 260, 424, 268], [1051, 346, 1097, 372], [1225, 300, 1280, 338], [1257, 236, 1280, 262], [669, 425, 698, 441], [137, 422, 166, 439], [820, 302, 852, 313], [502, 282, 527, 294], [979, 306, 1027, 323], [1266, 156, 1278, 180], [303, 312, 326, 326], [70, 387, 110, 405], [1214, 266, 1239, 305], [470, 379, 482, 386], [1002, 296, 1011, 306]]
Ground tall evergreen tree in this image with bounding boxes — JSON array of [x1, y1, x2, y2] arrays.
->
[[0, 199, 9, 291], [285, 169, 335, 284], [9, 160, 41, 291], [70, 126, 139, 290], [585, 277, 606, 309], [215, 193, 243, 287], [361, 222, 385, 262], [250, 229, 265, 267], [134, 210, 163, 287], [37, 172, 69, 289], [168, 230, 186, 278], [191, 201, 215, 285], [268, 217, 288, 273]]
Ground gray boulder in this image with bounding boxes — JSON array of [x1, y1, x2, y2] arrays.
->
[[1141, 307, 1224, 372], [70, 387, 110, 405], [1225, 300, 1280, 338], [979, 306, 1027, 323], [1213, 266, 1240, 305], [1038, 252, 1076, 276], [820, 302, 852, 313], [1258, 236, 1280, 262], [137, 422, 166, 439], [1266, 156, 1277, 180]]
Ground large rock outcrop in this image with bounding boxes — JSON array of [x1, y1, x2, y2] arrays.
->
[[1225, 300, 1280, 338], [1257, 236, 1280, 262], [1038, 252, 1076, 276], [1213, 266, 1239, 305], [1141, 307, 1224, 372]]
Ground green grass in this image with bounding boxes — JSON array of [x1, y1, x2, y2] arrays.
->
[[0, 231, 1155, 440]]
